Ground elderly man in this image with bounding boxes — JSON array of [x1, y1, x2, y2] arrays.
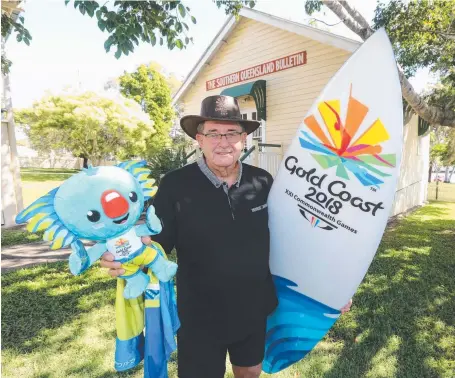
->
[[101, 95, 351, 378]]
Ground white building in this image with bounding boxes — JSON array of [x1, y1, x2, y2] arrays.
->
[[173, 8, 431, 217]]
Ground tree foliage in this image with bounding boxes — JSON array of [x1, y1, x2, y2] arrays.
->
[[305, 0, 455, 127], [14, 91, 155, 167], [373, 0, 455, 78], [147, 142, 190, 185], [429, 125, 455, 181], [1, 1, 255, 74], [118, 63, 175, 157], [1, 6, 32, 74]]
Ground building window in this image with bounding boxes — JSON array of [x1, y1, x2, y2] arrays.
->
[[252, 112, 257, 120], [253, 122, 262, 141]]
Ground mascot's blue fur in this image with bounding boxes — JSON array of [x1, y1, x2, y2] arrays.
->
[[16, 160, 177, 299]]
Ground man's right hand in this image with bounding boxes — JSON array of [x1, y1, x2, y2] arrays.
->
[[100, 252, 125, 277]]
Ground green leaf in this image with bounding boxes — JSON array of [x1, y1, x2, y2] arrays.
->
[[115, 47, 122, 59], [178, 4, 186, 18], [96, 10, 102, 19], [86, 6, 95, 17], [150, 32, 156, 46], [79, 5, 86, 16], [104, 36, 114, 52], [175, 39, 183, 49], [191, 16, 196, 24], [176, 22, 182, 33], [183, 22, 189, 31], [65, 0, 71, 5], [186, 6, 190, 11], [185, 37, 189, 44], [122, 43, 130, 56], [98, 20, 106, 32], [160, 37, 163, 46], [127, 40, 134, 52], [19, 16, 24, 23], [24, 38, 30, 46], [16, 34, 22, 42]]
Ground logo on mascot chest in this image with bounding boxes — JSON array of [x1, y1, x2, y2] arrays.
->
[[114, 238, 132, 257]]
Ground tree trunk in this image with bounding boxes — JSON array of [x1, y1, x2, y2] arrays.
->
[[83, 157, 88, 168], [321, 0, 455, 128], [428, 164, 433, 183]]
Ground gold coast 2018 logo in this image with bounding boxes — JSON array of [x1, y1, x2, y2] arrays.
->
[[285, 86, 397, 232], [301, 85, 396, 187]]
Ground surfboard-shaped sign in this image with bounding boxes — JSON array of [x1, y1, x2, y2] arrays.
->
[[263, 28, 403, 374]]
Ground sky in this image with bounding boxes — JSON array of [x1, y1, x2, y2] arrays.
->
[[5, 0, 434, 113]]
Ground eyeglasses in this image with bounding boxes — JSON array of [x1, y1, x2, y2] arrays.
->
[[201, 131, 244, 143]]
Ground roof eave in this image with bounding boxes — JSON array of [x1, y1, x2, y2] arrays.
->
[[172, 7, 361, 105]]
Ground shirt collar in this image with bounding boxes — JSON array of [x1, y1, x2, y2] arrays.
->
[[197, 156, 243, 188]]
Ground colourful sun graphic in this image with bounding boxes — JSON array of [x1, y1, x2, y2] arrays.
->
[[300, 86, 396, 187], [115, 238, 128, 246]]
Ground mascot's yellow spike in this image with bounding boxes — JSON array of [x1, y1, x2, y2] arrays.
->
[[133, 167, 150, 175], [36, 218, 54, 232], [27, 213, 48, 232], [141, 180, 156, 189]]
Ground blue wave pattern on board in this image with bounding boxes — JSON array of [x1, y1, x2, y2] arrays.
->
[[263, 275, 340, 374]]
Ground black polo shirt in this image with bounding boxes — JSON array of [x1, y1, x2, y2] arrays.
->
[[151, 159, 278, 342]]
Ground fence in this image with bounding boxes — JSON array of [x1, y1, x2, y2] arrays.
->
[[185, 141, 283, 178], [240, 141, 283, 177], [18, 157, 116, 169], [427, 182, 455, 202]]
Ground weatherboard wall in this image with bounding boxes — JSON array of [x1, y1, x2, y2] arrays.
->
[[180, 17, 351, 148], [179, 15, 429, 217]]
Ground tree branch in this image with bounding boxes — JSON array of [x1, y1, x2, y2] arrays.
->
[[308, 18, 344, 27], [321, 0, 372, 39], [339, 0, 372, 33], [321, 0, 455, 128]]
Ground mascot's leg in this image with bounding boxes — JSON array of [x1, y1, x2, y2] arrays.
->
[[144, 245, 177, 283], [120, 263, 151, 300], [120, 246, 177, 299]]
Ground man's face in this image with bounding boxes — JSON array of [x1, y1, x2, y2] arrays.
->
[[196, 121, 247, 167]]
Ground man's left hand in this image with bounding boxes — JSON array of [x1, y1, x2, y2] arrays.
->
[[141, 236, 152, 245], [340, 298, 353, 314]]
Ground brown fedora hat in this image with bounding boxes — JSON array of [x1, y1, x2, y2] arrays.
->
[[180, 95, 260, 139]]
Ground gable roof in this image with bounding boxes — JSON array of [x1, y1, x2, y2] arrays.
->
[[172, 7, 361, 105]]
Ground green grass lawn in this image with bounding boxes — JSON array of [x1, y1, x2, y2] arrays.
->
[[2, 202, 454, 378], [18, 168, 79, 207], [20, 168, 79, 182], [428, 182, 455, 202], [1, 228, 44, 248]]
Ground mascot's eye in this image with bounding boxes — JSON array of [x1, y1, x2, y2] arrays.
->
[[129, 191, 138, 202], [87, 210, 101, 222]]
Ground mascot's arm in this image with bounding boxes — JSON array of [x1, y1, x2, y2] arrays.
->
[[135, 205, 162, 237], [69, 240, 107, 275]]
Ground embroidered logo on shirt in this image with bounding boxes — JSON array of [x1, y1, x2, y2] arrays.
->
[[251, 204, 268, 212], [115, 238, 128, 246], [114, 238, 132, 256]]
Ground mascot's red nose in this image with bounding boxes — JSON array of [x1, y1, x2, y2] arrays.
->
[[101, 190, 129, 219]]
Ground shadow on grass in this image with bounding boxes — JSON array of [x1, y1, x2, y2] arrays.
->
[[1, 261, 116, 353], [321, 203, 455, 378]]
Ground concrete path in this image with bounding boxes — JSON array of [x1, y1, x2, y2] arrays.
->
[[1, 240, 93, 273], [1, 216, 148, 273]]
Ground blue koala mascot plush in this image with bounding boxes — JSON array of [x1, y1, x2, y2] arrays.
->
[[16, 160, 177, 299]]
